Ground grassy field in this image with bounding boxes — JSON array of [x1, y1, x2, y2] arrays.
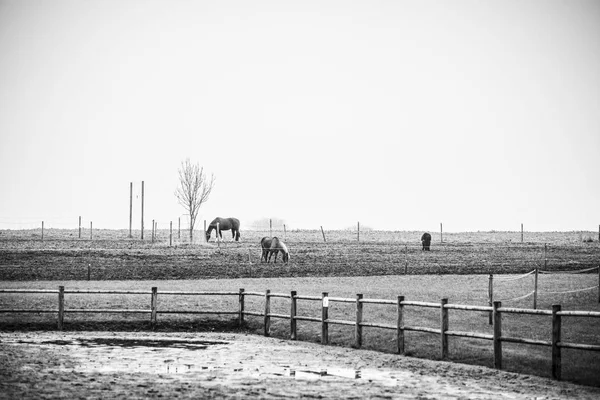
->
[[0, 229, 598, 280], [1, 229, 599, 387]]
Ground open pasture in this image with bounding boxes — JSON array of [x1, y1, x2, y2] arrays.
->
[[0, 229, 598, 280]]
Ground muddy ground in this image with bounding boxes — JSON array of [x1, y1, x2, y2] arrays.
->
[[2, 331, 600, 399]]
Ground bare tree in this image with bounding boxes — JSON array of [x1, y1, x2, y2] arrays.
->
[[175, 159, 215, 242]]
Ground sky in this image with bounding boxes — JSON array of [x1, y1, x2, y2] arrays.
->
[[1, 0, 599, 232]]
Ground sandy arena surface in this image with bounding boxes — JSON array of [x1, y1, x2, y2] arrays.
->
[[1, 331, 600, 399]]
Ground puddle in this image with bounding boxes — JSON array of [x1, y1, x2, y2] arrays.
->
[[21, 337, 228, 350]]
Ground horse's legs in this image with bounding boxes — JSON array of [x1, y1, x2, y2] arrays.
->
[[273, 250, 278, 263]]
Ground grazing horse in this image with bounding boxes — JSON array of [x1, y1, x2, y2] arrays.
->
[[205, 217, 241, 242], [261, 236, 289, 263], [421, 232, 432, 251]]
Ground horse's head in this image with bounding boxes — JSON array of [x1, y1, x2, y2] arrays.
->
[[205, 231, 211, 242]]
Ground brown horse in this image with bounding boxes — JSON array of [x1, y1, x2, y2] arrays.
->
[[260, 236, 289, 263], [206, 217, 241, 241]]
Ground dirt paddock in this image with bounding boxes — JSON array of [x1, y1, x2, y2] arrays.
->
[[1, 331, 600, 399]]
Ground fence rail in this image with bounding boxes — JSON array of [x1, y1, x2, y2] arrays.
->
[[1, 286, 600, 381]]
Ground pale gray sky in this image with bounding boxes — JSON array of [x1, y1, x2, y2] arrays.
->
[[1, 0, 599, 232]]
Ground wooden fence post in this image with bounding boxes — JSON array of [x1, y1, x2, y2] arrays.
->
[[90, 221, 93, 240], [488, 274, 493, 325], [355, 294, 363, 348], [290, 290, 297, 340], [493, 301, 502, 369], [404, 244, 408, 274], [152, 219, 155, 243], [283, 224, 287, 241], [238, 288, 245, 327], [204, 220, 207, 243], [533, 268, 539, 309], [397, 295, 405, 354], [269, 219, 272, 237], [552, 304, 562, 380], [169, 221, 173, 247], [320, 226, 327, 242], [79, 216, 82, 239], [57, 285, 64, 330], [521, 223, 523, 243], [322, 292, 329, 345], [151, 287, 157, 328], [264, 289, 270, 337], [357, 221, 360, 242], [441, 298, 449, 359], [41, 221, 44, 241], [440, 222, 443, 243]]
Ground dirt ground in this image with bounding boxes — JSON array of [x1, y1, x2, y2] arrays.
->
[[1, 331, 600, 399]]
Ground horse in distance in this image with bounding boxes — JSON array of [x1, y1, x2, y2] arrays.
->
[[261, 236, 289, 263], [205, 217, 241, 242], [421, 232, 432, 251]]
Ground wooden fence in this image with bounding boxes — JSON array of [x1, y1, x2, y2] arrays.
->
[[1, 286, 599, 381]]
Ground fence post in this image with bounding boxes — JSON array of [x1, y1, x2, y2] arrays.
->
[[57, 285, 64, 330], [355, 294, 363, 348], [404, 244, 408, 274], [440, 222, 443, 243], [552, 304, 562, 380], [488, 274, 493, 325], [79, 216, 82, 239], [152, 219, 155, 243], [264, 289, 271, 337], [320, 226, 327, 242], [397, 295, 404, 354], [357, 221, 360, 242], [238, 288, 245, 327], [151, 287, 157, 328], [322, 292, 329, 345], [169, 221, 172, 247], [90, 221, 93, 240], [283, 224, 287, 241], [41, 221, 44, 241], [493, 301, 502, 369], [290, 290, 297, 340], [441, 298, 448, 360], [533, 268, 539, 309], [217, 222, 221, 251], [204, 220, 207, 243], [521, 223, 523, 243]]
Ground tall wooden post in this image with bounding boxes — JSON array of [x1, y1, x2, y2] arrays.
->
[[264, 289, 271, 337], [533, 268, 539, 309], [269, 219, 272, 237], [151, 287, 158, 328], [178, 217, 181, 240], [440, 222, 443, 243], [397, 295, 405, 354], [58, 285, 65, 330], [79, 216, 82, 239], [357, 221, 360, 242], [169, 221, 173, 247], [355, 294, 363, 348], [129, 182, 133, 238], [488, 274, 494, 325], [290, 290, 297, 340], [238, 289, 245, 327], [151, 219, 155, 243], [141, 181, 144, 239], [90, 221, 92, 240], [552, 304, 562, 380], [320, 226, 327, 242], [521, 223, 523, 243], [441, 298, 449, 359], [322, 292, 329, 345], [41, 221, 44, 241], [493, 301, 502, 369]]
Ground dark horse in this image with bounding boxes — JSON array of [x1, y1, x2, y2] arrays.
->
[[260, 236, 289, 263], [421, 232, 432, 251], [205, 217, 241, 241]]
